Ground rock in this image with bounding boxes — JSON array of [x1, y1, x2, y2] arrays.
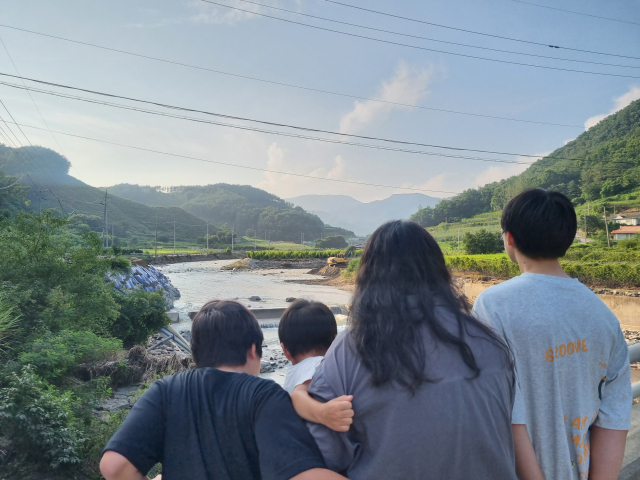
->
[[100, 385, 140, 412], [286, 297, 297, 302], [249, 296, 262, 301], [260, 360, 275, 373], [330, 305, 347, 315]]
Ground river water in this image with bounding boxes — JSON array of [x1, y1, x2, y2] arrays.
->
[[157, 259, 353, 384]]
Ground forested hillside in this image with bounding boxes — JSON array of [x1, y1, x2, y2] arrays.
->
[[411, 98, 640, 227], [0, 145, 217, 245], [109, 183, 355, 241], [0, 144, 354, 245]]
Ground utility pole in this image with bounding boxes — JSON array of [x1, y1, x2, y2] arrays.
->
[[173, 220, 176, 254], [604, 206, 611, 248], [206, 223, 209, 250], [154, 213, 158, 259], [231, 224, 234, 252], [103, 190, 109, 248], [584, 214, 588, 243], [254, 223, 257, 250]]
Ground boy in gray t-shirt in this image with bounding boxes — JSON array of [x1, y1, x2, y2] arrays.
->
[[473, 189, 632, 480]]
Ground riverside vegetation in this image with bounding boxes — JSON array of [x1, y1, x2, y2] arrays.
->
[[0, 211, 171, 479]]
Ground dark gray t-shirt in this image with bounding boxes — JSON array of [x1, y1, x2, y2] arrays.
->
[[307, 308, 517, 480]]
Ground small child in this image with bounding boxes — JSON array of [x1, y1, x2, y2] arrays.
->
[[279, 300, 354, 432]]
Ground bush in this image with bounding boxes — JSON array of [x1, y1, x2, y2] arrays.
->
[[445, 253, 640, 287], [315, 236, 348, 249], [463, 229, 504, 254], [18, 330, 122, 383], [0, 366, 85, 468], [0, 296, 19, 355], [446, 254, 519, 278], [342, 258, 361, 280], [110, 289, 170, 348]]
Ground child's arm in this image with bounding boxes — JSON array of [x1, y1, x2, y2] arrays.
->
[[290, 381, 353, 432]]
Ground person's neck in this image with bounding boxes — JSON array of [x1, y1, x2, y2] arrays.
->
[[291, 348, 327, 366], [216, 364, 253, 374], [515, 253, 569, 278]]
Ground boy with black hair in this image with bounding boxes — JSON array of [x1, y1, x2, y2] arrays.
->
[[100, 300, 347, 480], [473, 189, 632, 480], [279, 300, 354, 432]]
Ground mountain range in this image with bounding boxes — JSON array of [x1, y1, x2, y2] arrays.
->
[[287, 193, 441, 236]]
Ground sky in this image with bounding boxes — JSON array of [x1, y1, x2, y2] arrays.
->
[[0, 0, 639, 202]]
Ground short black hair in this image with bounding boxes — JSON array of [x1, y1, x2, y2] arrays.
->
[[501, 189, 577, 259], [278, 300, 338, 357], [191, 300, 263, 368]]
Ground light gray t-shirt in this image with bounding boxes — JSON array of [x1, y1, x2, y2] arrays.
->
[[473, 273, 632, 480], [284, 356, 324, 394], [307, 306, 517, 480]]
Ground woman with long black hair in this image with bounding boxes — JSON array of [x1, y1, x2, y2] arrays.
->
[[306, 220, 517, 480]]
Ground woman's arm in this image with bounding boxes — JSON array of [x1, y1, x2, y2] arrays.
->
[[291, 381, 353, 432]]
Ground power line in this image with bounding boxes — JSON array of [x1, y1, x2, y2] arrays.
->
[[2, 77, 636, 168], [0, 79, 538, 165], [201, 1, 640, 80], [510, 0, 640, 27], [0, 35, 91, 186], [0, 105, 70, 214], [0, 99, 85, 208], [318, 0, 640, 60], [0, 37, 92, 205], [0, 175, 22, 190], [0, 23, 581, 129], [0, 73, 591, 161], [230, 0, 640, 70], [6, 119, 464, 195]]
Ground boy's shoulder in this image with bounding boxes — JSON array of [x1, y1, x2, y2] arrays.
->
[[474, 275, 531, 306]]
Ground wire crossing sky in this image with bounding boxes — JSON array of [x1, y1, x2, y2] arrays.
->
[[0, 0, 638, 202]]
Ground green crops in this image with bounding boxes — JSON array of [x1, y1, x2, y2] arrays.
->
[[445, 254, 640, 287]]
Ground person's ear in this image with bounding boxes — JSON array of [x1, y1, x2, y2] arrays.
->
[[280, 343, 294, 362], [505, 231, 516, 248], [248, 343, 259, 361]]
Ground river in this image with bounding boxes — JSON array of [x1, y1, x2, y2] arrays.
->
[[158, 259, 352, 384]]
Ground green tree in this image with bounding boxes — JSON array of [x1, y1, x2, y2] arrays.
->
[[0, 212, 125, 336], [463, 229, 504, 254], [0, 366, 85, 469], [109, 289, 170, 348], [315, 236, 348, 249]]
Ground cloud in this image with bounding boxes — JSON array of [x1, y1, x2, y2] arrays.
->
[[256, 144, 349, 196], [338, 61, 434, 134], [584, 85, 640, 130], [396, 173, 449, 197]]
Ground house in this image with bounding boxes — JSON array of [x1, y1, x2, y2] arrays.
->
[[611, 214, 640, 226], [609, 225, 640, 240], [347, 237, 367, 246]]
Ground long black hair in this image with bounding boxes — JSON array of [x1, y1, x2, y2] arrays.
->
[[351, 220, 509, 393]]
